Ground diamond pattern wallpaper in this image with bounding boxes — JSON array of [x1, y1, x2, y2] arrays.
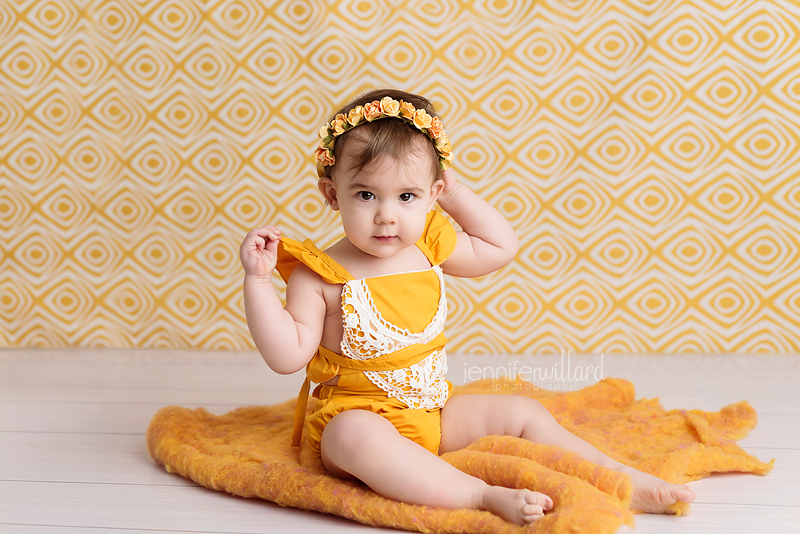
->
[[2, 0, 800, 353]]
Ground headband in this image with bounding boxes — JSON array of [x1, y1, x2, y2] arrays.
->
[[314, 96, 454, 178]]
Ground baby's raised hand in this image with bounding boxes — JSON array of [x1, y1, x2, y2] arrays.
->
[[239, 225, 282, 278], [438, 168, 460, 202]]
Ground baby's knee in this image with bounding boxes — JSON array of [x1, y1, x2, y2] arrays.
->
[[321, 410, 390, 457]]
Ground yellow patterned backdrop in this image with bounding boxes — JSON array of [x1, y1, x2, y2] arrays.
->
[[2, 0, 800, 353]]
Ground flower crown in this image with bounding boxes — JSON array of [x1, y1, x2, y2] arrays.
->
[[315, 96, 454, 178]]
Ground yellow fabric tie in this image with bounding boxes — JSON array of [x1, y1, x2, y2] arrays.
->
[[291, 331, 447, 447]]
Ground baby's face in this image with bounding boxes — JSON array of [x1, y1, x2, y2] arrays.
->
[[322, 149, 444, 259]]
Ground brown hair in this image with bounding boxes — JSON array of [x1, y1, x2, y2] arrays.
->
[[323, 89, 444, 183]]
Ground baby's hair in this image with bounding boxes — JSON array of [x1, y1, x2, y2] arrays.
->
[[325, 89, 444, 183]]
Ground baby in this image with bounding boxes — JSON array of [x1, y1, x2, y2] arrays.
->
[[239, 89, 695, 525]]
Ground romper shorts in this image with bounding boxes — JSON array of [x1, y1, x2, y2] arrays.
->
[[305, 372, 454, 457]]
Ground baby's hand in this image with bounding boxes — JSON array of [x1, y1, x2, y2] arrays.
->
[[239, 225, 282, 278], [438, 168, 460, 202]]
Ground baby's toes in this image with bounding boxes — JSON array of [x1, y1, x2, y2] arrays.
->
[[676, 485, 695, 503], [658, 483, 695, 506], [521, 503, 544, 519], [522, 491, 552, 518], [652, 485, 679, 506], [525, 491, 553, 509], [645, 483, 694, 512]]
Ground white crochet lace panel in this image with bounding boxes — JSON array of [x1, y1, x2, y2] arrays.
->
[[365, 349, 449, 409], [340, 265, 449, 409]]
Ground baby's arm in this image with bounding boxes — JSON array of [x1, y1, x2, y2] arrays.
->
[[436, 169, 519, 278], [240, 226, 326, 374]]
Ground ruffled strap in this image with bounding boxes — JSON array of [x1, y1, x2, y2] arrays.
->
[[275, 237, 353, 285], [416, 210, 457, 266]]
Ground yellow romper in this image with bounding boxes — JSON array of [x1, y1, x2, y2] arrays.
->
[[275, 210, 456, 458]]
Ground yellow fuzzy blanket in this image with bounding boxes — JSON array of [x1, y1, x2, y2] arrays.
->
[[146, 377, 774, 534]]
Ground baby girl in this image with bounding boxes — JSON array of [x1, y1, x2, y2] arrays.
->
[[239, 89, 695, 525]]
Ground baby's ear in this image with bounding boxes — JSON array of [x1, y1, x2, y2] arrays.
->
[[428, 180, 445, 210], [318, 177, 339, 211]]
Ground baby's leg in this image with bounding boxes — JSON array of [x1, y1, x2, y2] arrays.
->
[[440, 395, 695, 514], [320, 409, 553, 525]]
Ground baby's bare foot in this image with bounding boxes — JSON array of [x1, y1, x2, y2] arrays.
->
[[621, 466, 695, 514], [480, 485, 553, 525]]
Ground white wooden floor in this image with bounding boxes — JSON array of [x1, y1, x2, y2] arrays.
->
[[0, 349, 797, 534]]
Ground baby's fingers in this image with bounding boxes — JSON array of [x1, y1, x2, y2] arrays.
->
[[264, 233, 280, 254], [240, 225, 283, 276], [250, 225, 282, 244], [242, 226, 281, 251], [261, 225, 282, 240]]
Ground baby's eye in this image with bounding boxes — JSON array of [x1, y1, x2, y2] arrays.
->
[[399, 193, 415, 202], [357, 191, 374, 201]]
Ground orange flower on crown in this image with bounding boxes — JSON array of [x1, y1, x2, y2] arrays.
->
[[363, 101, 382, 121], [315, 146, 335, 167], [428, 117, 444, 139]]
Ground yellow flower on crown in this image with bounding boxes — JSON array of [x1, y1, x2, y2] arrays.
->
[[333, 119, 346, 135], [412, 109, 432, 130], [315, 97, 454, 177], [347, 106, 364, 126], [399, 100, 415, 119], [380, 97, 400, 116]]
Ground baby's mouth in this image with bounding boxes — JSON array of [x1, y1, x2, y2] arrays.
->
[[374, 236, 397, 242]]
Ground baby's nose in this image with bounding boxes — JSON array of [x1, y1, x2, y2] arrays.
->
[[375, 204, 397, 224]]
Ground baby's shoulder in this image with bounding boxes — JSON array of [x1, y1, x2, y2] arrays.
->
[[285, 261, 342, 309], [286, 260, 336, 291]]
